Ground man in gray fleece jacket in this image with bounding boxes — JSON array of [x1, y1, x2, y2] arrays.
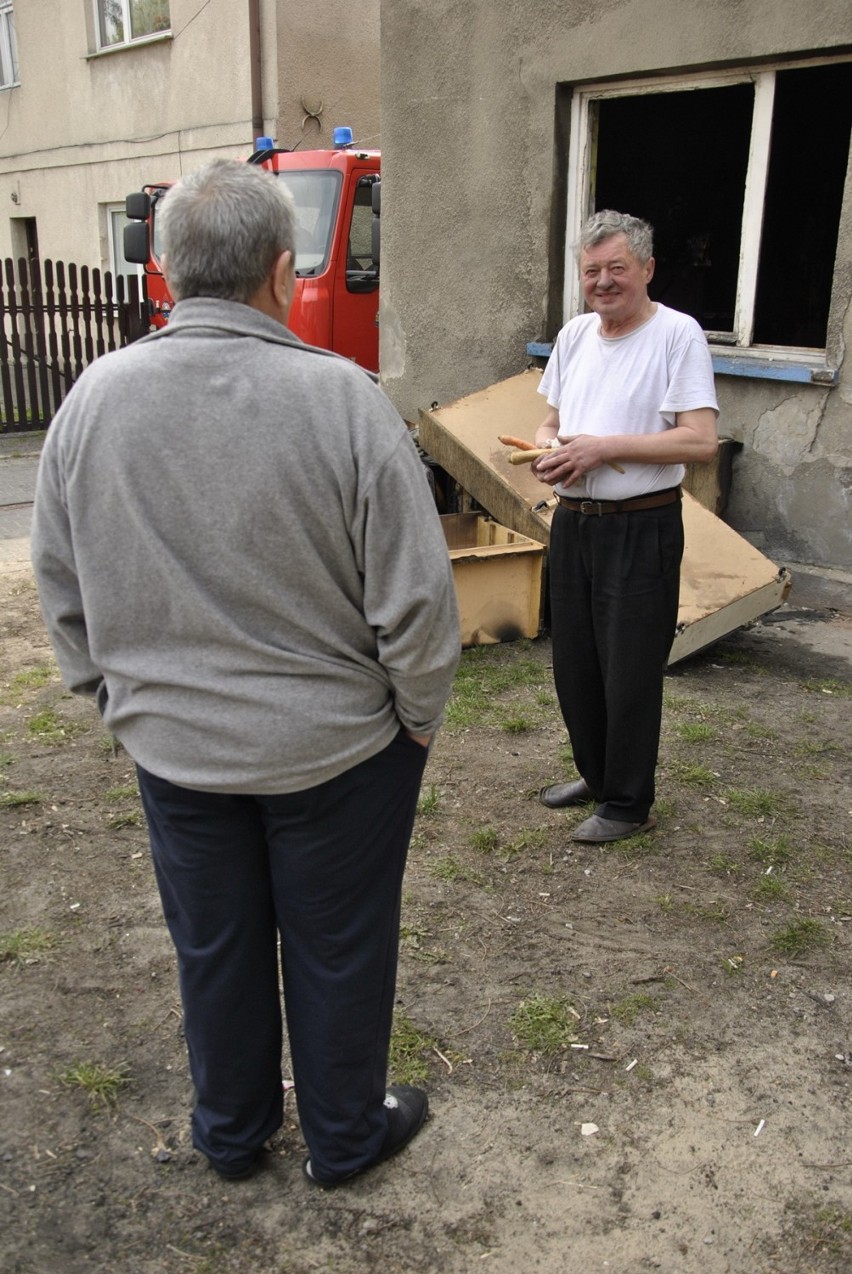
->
[[31, 158, 460, 1185]]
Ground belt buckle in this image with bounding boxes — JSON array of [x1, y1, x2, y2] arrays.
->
[[580, 499, 601, 516]]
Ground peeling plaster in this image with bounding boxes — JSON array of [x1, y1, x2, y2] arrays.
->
[[751, 395, 828, 469], [379, 302, 407, 382]]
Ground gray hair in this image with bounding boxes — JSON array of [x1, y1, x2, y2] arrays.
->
[[577, 210, 654, 264], [159, 158, 296, 303]]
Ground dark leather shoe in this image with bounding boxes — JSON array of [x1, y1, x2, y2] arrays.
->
[[539, 778, 593, 808], [303, 1085, 429, 1188], [208, 1145, 269, 1181], [571, 814, 657, 843]]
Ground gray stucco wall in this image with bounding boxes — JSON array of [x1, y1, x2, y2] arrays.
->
[[379, 0, 852, 571]]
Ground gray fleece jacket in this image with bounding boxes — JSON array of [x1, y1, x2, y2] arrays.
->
[[31, 298, 460, 793]]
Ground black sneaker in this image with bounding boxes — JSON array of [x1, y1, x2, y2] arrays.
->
[[303, 1085, 429, 1188]]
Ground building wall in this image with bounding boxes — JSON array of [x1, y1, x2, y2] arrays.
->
[[0, 0, 379, 273], [379, 0, 852, 571]]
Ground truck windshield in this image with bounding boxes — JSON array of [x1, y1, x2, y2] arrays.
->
[[277, 170, 342, 276]]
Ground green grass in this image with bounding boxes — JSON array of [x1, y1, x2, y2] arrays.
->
[[709, 852, 741, 875], [743, 722, 777, 740], [677, 722, 718, 743], [793, 738, 838, 757], [445, 646, 548, 729], [799, 677, 852, 698], [469, 827, 499, 854], [610, 992, 657, 1025], [769, 918, 829, 959], [503, 827, 547, 858], [0, 789, 41, 807], [416, 784, 441, 816], [26, 708, 85, 745], [509, 994, 577, 1053], [667, 760, 717, 787], [59, 1060, 130, 1109], [752, 875, 792, 903], [500, 714, 534, 734], [399, 925, 448, 965], [714, 648, 763, 671], [104, 784, 139, 801], [106, 810, 142, 828], [7, 665, 57, 696], [389, 1013, 435, 1085], [429, 854, 486, 886], [0, 926, 57, 966], [682, 898, 731, 923], [803, 1205, 852, 1259], [748, 834, 793, 867], [726, 787, 788, 818]]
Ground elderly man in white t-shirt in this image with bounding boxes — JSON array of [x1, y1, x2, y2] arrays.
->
[[532, 210, 718, 844]]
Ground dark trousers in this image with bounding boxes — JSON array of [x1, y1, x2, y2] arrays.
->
[[549, 499, 683, 822], [137, 729, 428, 1179]]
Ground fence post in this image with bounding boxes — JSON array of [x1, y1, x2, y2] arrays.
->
[[0, 256, 147, 431]]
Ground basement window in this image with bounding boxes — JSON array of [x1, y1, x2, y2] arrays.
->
[[563, 58, 852, 374]]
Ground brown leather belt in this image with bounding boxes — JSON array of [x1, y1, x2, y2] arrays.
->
[[555, 486, 681, 516]]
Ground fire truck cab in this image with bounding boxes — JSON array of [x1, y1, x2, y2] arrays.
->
[[124, 129, 382, 373]]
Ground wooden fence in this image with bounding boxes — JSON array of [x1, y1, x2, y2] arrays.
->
[[0, 257, 148, 434]]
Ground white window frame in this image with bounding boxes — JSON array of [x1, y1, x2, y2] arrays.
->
[[563, 56, 850, 363], [93, 0, 171, 52], [106, 203, 137, 290], [0, 2, 19, 89]]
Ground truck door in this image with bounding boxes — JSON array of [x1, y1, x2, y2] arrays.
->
[[332, 173, 380, 372]]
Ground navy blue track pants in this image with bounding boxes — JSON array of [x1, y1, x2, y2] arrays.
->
[[137, 729, 428, 1179]]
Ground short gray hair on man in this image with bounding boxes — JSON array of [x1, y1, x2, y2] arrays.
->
[[577, 210, 654, 264], [159, 158, 296, 303]]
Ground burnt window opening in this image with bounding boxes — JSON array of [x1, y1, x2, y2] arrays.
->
[[590, 61, 852, 350]]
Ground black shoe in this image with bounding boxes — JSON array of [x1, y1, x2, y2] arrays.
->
[[303, 1085, 429, 1188], [208, 1146, 268, 1181], [539, 778, 593, 809], [571, 813, 657, 843]]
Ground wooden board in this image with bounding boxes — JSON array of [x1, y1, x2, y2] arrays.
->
[[418, 370, 792, 663]]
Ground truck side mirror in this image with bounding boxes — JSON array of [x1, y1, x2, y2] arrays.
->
[[124, 221, 151, 266], [371, 179, 381, 265], [125, 191, 152, 220]]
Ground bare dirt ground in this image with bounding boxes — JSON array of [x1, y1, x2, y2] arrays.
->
[[1, 558, 851, 1274]]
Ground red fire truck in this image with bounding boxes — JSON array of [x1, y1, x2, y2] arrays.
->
[[123, 128, 381, 373]]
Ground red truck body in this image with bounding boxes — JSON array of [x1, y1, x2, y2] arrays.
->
[[124, 139, 381, 373]]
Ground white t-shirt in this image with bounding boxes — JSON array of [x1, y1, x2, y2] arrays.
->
[[538, 303, 719, 501]]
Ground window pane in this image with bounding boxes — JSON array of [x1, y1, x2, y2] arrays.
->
[[98, 0, 125, 46], [347, 182, 375, 265], [109, 208, 136, 285], [278, 171, 342, 275], [130, 0, 170, 39], [1, 3, 19, 84], [593, 84, 753, 332], [753, 62, 852, 348]]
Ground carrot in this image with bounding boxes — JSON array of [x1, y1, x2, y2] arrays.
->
[[498, 434, 537, 450]]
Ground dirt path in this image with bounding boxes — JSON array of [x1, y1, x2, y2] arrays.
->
[[1, 560, 851, 1273]]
